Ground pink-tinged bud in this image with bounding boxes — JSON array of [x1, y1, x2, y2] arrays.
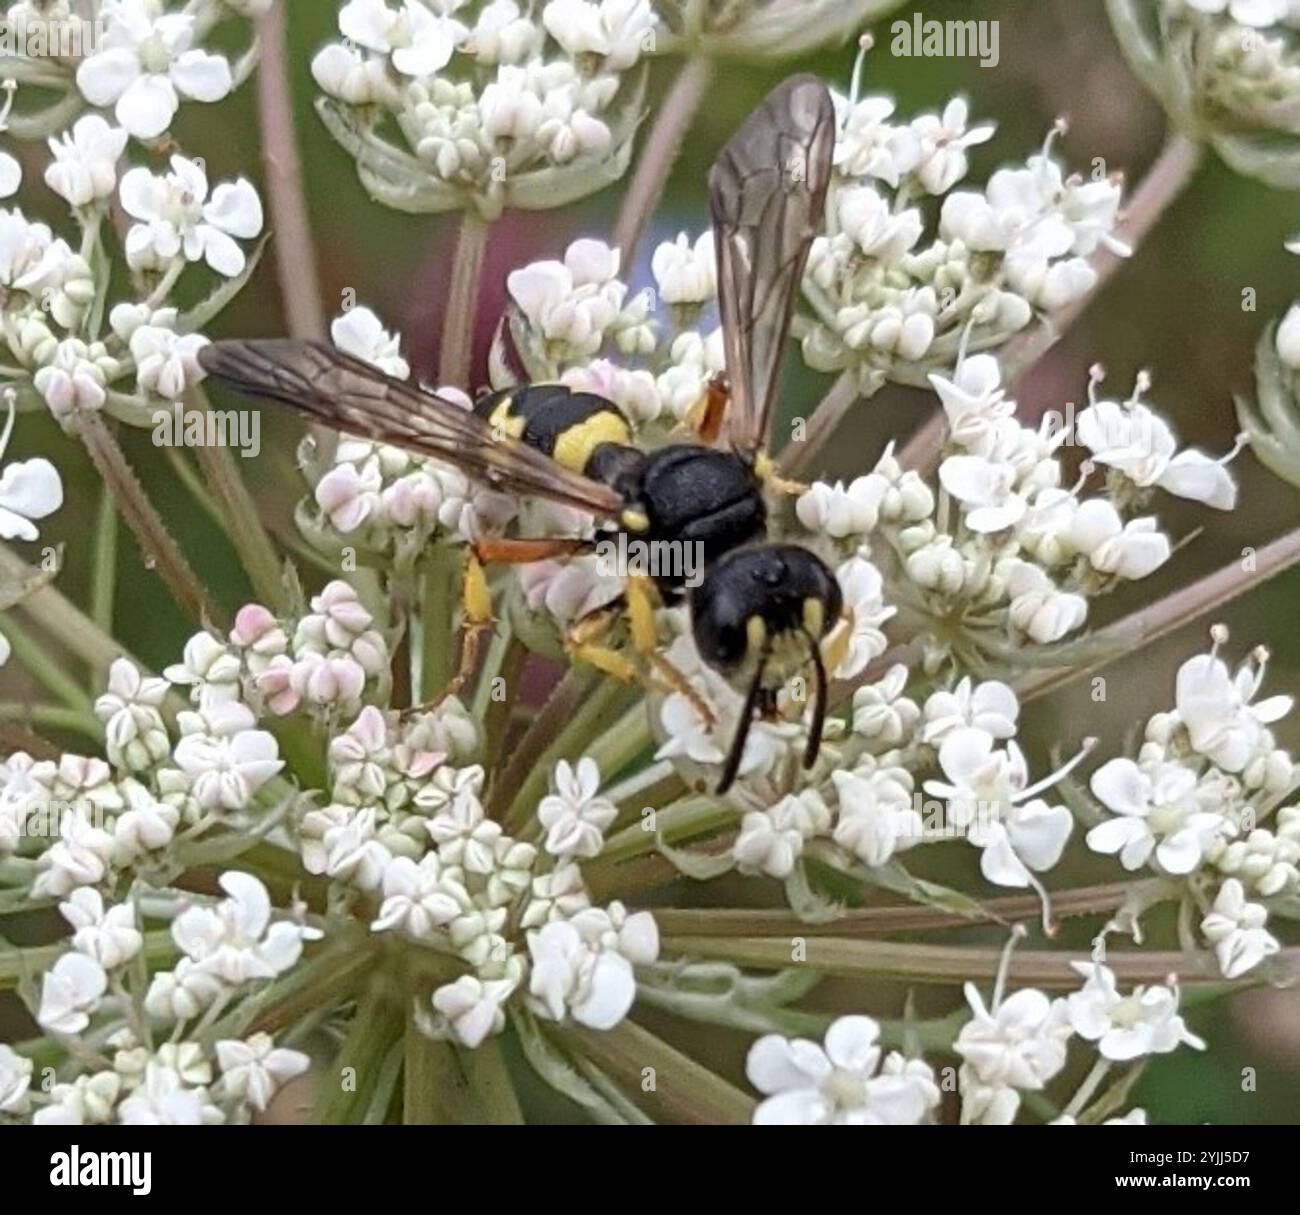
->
[[231, 604, 279, 647]]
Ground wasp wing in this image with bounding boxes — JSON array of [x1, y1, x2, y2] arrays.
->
[[709, 74, 836, 458], [198, 339, 626, 519]]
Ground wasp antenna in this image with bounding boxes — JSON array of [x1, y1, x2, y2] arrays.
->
[[717, 646, 770, 795], [802, 630, 829, 771]]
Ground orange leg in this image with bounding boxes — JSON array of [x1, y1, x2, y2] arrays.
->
[[474, 536, 592, 565]]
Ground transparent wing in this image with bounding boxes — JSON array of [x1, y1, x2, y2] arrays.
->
[[709, 74, 836, 457], [199, 340, 626, 519]]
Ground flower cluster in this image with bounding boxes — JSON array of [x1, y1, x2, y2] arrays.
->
[[798, 43, 1128, 394], [312, 0, 655, 216], [21, 872, 314, 1124], [1113, 0, 1300, 186]]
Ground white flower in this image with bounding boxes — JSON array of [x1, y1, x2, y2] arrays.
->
[[537, 757, 617, 860], [120, 155, 264, 277], [939, 453, 1027, 532], [527, 903, 657, 1030], [0, 391, 62, 541], [922, 678, 1019, 745], [371, 853, 461, 937], [1003, 560, 1088, 643], [33, 339, 115, 423], [173, 711, 283, 813], [470, 1, 544, 63], [1067, 964, 1205, 1060], [38, 952, 109, 1034], [44, 115, 129, 207], [746, 1016, 940, 1125], [831, 767, 920, 868], [1175, 648, 1293, 773], [132, 324, 210, 400], [838, 185, 923, 263], [33, 1071, 123, 1125], [164, 630, 242, 703], [117, 1062, 219, 1125], [60, 889, 143, 970], [0, 1043, 33, 1114], [76, 0, 234, 140], [168, 871, 319, 988], [542, 0, 656, 70], [1201, 879, 1281, 979], [0, 153, 18, 200], [215, 1034, 310, 1112], [1185, 0, 1290, 26], [1277, 304, 1300, 370], [832, 555, 895, 679], [909, 98, 995, 194], [1066, 500, 1170, 580], [340, 0, 466, 78], [1075, 397, 1238, 510], [651, 231, 716, 305], [95, 657, 171, 772], [925, 728, 1075, 888], [331, 306, 410, 379], [32, 806, 116, 899], [927, 355, 1014, 454], [508, 239, 626, 355], [734, 790, 830, 878], [955, 982, 1071, 1095], [432, 972, 518, 1048], [1086, 758, 1231, 874]]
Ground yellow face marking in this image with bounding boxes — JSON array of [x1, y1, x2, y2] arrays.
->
[[802, 597, 825, 639], [620, 509, 650, 533], [746, 615, 767, 654], [552, 411, 632, 475]]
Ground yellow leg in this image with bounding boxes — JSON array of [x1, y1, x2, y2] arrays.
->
[[755, 451, 809, 498], [403, 553, 495, 717]]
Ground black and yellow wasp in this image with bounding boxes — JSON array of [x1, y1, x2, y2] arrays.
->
[[199, 75, 844, 794]]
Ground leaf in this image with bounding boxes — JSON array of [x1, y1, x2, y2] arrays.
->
[[857, 860, 999, 922], [178, 236, 270, 336], [511, 1008, 639, 1125]]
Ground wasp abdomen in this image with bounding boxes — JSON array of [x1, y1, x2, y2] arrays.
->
[[475, 385, 632, 477]]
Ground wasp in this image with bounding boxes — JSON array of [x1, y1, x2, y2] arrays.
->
[[199, 75, 843, 794]]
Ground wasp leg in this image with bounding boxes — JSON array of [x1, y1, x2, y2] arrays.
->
[[474, 536, 593, 565], [566, 602, 640, 684], [625, 574, 717, 729], [681, 375, 730, 445], [403, 552, 495, 719], [753, 451, 809, 498]]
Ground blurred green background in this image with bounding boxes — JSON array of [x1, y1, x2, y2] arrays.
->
[[3, 0, 1299, 1121]]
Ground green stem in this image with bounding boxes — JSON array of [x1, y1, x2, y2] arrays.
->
[[191, 392, 290, 612], [2, 931, 176, 992], [660, 937, 1300, 989], [74, 410, 214, 625], [418, 549, 457, 703], [0, 702, 101, 740], [0, 613, 95, 712], [90, 481, 118, 633], [439, 211, 491, 388], [559, 1019, 755, 1125]]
